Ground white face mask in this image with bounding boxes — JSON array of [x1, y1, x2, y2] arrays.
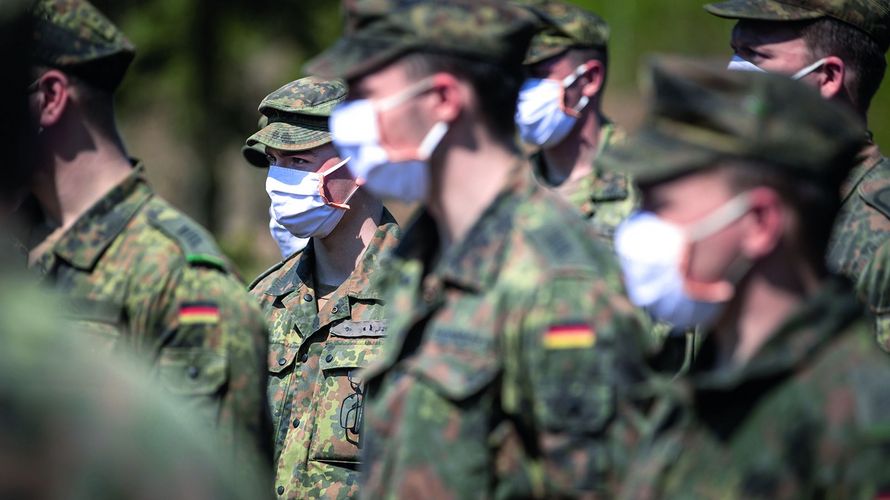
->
[[614, 193, 752, 330], [265, 157, 358, 239], [727, 55, 828, 81], [268, 209, 308, 258], [515, 62, 592, 148], [330, 78, 449, 203]]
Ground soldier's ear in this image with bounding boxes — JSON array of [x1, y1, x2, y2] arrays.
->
[[816, 56, 845, 101], [32, 69, 70, 129], [739, 187, 784, 261], [580, 60, 605, 100]]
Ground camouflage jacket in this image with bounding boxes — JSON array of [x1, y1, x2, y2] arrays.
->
[[248, 212, 400, 500], [617, 278, 890, 499], [360, 164, 648, 499], [29, 164, 272, 475], [827, 139, 890, 352], [530, 121, 639, 243], [0, 277, 269, 500]]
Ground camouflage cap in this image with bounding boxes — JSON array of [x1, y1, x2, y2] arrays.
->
[[599, 56, 865, 187], [244, 77, 347, 166], [305, 0, 540, 80], [242, 116, 270, 168], [705, 0, 890, 51], [519, 0, 610, 66], [31, 0, 135, 90]]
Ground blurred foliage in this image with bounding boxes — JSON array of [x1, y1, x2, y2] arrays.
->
[[89, 0, 890, 279]]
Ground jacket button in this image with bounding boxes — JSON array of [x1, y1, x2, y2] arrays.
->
[[277, 485, 285, 495], [331, 306, 339, 314], [187, 366, 200, 379], [300, 353, 308, 363], [293, 418, 300, 428], [303, 294, 313, 302], [325, 354, 334, 363], [278, 358, 287, 366]]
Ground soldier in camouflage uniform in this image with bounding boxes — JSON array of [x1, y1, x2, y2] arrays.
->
[[25, 0, 272, 477], [306, 1, 648, 497], [704, 0, 890, 351], [246, 77, 400, 499], [517, 0, 638, 242], [600, 57, 890, 499]]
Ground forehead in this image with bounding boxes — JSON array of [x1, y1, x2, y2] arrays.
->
[[641, 167, 735, 208], [731, 19, 808, 49], [527, 51, 575, 77], [347, 58, 414, 99]]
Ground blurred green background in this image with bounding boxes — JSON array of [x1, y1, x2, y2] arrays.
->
[[89, 0, 890, 279]]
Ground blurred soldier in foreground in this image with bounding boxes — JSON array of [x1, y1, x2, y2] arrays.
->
[[517, 0, 637, 242], [706, 0, 890, 351], [306, 0, 647, 497], [25, 0, 271, 476], [0, 4, 265, 499], [604, 57, 890, 498], [246, 77, 399, 499], [244, 116, 309, 258]]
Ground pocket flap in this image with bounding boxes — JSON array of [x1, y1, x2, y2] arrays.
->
[[62, 297, 123, 324], [410, 351, 500, 401], [268, 342, 298, 374], [157, 348, 227, 396], [320, 342, 382, 371], [329, 320, 388, 338]]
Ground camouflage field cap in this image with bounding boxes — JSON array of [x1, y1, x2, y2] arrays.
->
[[519, 0, 610, 65], [599, 56, 865, 186], [243, 77, 347, 167], [32, 0, 136, 90], [305, 0, 540, 80], [242, 116, 270, 168], [705, 0, 890, 50]]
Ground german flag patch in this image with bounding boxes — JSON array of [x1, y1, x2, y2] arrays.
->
[[542, 324, 596, 350], [179, 302, 220, 325]]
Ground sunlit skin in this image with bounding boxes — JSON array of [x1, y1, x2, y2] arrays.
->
[[526, 51, 607, 186], [641, 165, 822, 367], [730, 20, 849, 108]]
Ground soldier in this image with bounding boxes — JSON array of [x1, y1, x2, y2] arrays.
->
[[704, 0, 890, 350], [243, 116, 309, 259], [517, 0, 637, 242], [25, 0, 271, 476], [602, 57, 890, 498], [305, 1, 647, 497], [246, 77, 400, 499]]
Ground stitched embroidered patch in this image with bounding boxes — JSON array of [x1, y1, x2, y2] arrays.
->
[[179, 302, 220, 325], [542, 324, 596, 350]]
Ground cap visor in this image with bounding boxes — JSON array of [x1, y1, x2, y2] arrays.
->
[[242, 140, 269, 168], [704, 0, 824, 21], [248, 122, 331, 153], [598, 128, 720, 184], [304, 35, 408, 81]]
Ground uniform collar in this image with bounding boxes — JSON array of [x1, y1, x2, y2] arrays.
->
[[393, 160, 530, 293], [50, 162, 152, 271], [691, 277, 862, 392], [840, 134, 884, 202]]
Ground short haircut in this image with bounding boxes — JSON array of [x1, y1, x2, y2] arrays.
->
[[723, 159, 839, 271], [798, 18, 887, 114], [400, 51, 524, 140]]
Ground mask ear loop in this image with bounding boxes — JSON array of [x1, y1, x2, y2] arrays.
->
[[560, 62, 594, 118], [319, 156, 359, 209], [791, 58, 828, 81], [679, 192, 753, 303]]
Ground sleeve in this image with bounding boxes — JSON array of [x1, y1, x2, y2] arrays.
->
[[502, 270, 649, 498], [153, 264, 274, 477], [855, 239, 890, 353]]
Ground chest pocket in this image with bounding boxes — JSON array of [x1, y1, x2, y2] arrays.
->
[[156, 347, 228, 426], [62, 297, 125, 352], [408, 326, 501, 401], [309, 323, 385, 465]]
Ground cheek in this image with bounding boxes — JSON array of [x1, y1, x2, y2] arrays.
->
[[378, 106, 426, 150], [686, 226, 745, 282]]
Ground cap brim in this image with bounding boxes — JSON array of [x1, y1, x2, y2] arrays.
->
[[524, 38, 570, 66], [704, 0, 824, 22], [304, 34, 409, 81], [247, 121, 331, 153], [242, 140, 269, 168], [598, 128, 721, 184]]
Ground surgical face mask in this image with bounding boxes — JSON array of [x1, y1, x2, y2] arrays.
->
[[727, 55, 828, 80], [265, 157, 359, 239], [330, 78, 449, 203], [516, 62, 592, 148], [268, 209, 308, 258], [614, 193, 752, 330]]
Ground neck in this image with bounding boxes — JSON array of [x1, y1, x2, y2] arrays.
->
[[313, 191, 383, 288], [540, 109, 603, 186], [427, 124, 518, 251], [713, 250, 824, 369], [32, 125, 132, 230]]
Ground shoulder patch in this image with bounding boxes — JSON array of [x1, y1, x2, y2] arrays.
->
[[144, 201, 229, 272], [247, 250, 303, 291]]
